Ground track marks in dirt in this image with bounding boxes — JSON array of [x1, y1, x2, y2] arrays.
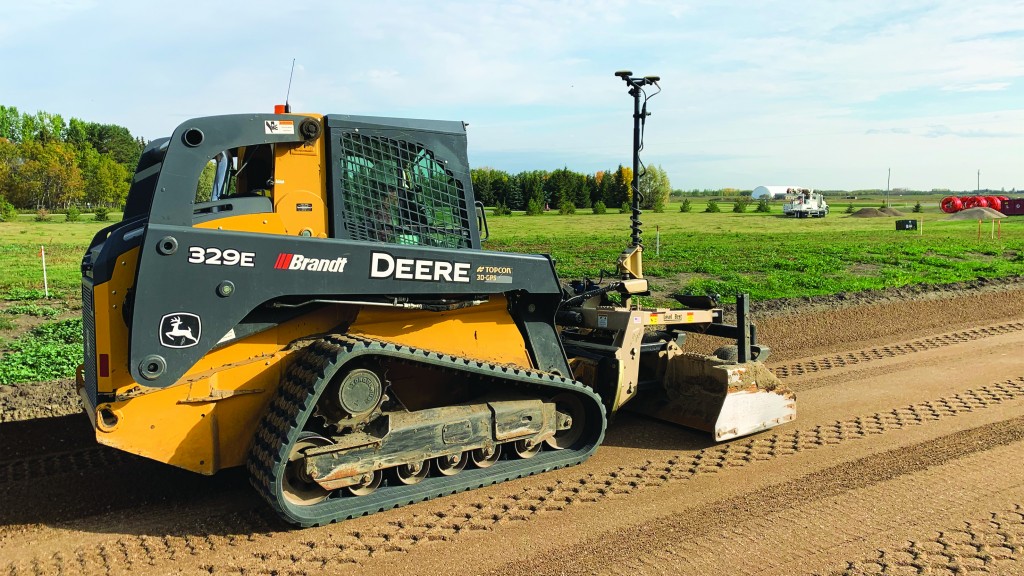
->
[[248, 377, 1024, 572], [830, 505, 1024, 575], [2, 511, 278, 576], [3, 322, 1022, 574], [11, 376, 1020, 576], [0, 447, 131, 485], [771, 322, 1024, 380], [503, 416, 1024, 576]]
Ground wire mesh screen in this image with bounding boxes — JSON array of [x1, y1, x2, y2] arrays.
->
[[336, 132, 472, 248]]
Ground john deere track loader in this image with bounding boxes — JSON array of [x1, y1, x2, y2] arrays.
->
[[77, 74, 794, 526]]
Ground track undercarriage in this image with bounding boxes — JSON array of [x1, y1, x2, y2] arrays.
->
[[248, 335, 607, 527]]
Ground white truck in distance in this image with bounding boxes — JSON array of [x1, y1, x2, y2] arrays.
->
[[783, 188, 829, 218]]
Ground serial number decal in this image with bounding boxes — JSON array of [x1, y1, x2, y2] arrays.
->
[[188, 246, 255, 267], [370, 252, 470, 283], [475, 265, 513, 284]]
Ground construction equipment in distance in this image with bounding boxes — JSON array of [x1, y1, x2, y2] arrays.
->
[[77, 74, 795, 526], [783, 188, 829, 218]]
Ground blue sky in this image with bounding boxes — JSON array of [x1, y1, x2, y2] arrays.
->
[[2, 0, 1022, 191]]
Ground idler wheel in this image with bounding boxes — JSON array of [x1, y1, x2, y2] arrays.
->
[[282, 432, 333, 506], [545, 393, 586, 450]]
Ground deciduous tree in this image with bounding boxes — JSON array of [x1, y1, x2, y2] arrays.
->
[[639, 164, 671, 212]]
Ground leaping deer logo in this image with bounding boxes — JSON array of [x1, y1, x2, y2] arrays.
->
[[160, 313, 202, 348]]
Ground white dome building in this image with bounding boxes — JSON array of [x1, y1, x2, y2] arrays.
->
[[752, 185, 800, 200]]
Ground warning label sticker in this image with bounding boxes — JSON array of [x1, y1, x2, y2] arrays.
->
[[265, 120, 295, 135]]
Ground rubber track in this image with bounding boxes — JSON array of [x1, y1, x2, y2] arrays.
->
[[772, 321, 1024, 379], [246, 334, 608, 527]]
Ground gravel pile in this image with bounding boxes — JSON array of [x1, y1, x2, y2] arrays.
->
[[850, 207, 906, 218], [849, 208, 886, 218]]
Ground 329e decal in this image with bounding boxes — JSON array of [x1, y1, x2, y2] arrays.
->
[[188, 246, 255, 267]]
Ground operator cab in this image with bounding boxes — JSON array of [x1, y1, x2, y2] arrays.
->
[[193, 145, 276, 223]]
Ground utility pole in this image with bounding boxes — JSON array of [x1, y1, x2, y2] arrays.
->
[[886, 168, 890, 208], [977, 169, 980, 194]]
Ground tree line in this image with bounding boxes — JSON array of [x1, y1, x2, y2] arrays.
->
[[0, 105, 145, 213], [1, 105, 684, 216], [471, 164, 672, 213]]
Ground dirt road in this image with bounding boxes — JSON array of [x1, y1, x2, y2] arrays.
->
[[2, 279, 1024, 575]]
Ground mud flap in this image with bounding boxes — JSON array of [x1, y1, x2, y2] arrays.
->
[[629, 343, 795, 442]]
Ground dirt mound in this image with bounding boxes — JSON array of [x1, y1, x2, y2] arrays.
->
[[726, 276, 1024, 321], [850, 207, 905, 218], [944, 206, 1006, 220], [0, 378, 81, 422], [849, 208, 886, 218]]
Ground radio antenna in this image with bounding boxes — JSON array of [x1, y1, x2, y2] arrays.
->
[[614, 70, 660, 250], [284, 58, 296, 113]]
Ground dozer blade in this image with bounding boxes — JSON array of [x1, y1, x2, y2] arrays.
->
[[630, 346, 795, 442]]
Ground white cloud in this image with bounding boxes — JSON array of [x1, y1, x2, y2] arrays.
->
[[1, 0, 1022, 190], [942, 82, 1012, 92]]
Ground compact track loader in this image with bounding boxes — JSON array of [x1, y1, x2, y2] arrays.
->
[[77, 74, 794, 526]]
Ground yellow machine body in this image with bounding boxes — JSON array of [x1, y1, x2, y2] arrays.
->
[[77, 110, 792, 525]]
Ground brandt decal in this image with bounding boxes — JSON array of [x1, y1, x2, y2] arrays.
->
[[274, 253, 348, 273], [160, 313, 202, 348]]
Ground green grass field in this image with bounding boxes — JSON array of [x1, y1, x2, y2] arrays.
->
[[0, 202, 1021, 302], [0, 215, 111, 384], [485, 200, 1023, 303], [0, 215, 111, 297], [0, 202, 1021, 384]]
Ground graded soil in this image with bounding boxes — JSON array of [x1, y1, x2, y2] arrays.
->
[[3, 278, 1024, 575]]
